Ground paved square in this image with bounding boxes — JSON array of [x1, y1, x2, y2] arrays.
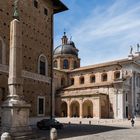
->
[[35, 119, 140, 140]]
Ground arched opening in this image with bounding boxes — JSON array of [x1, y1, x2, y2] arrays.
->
[[79, 76, 84, 84], [90, 75, 95, 83], [114, 71, 120, 80], [101, 73, 107, 82], [53, 60, 58, 68], [63, 59, 69, 69], [61, 102, 67, 117], [38, 54, 48, 76], [70, 78, 74, 85], [83, 100, 93, 118], [70, 101, 79, 117]]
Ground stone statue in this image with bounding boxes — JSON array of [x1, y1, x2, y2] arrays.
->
[[13, 0, 19, 20], [137, 43, 140, 52], [130, 46, 133, 54]]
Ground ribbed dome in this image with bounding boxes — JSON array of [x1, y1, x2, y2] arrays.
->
[[54, 41, 78, 56]]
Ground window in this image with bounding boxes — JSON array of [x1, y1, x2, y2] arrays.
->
[[33, 0, 38, 8], [102, 73, 107, 82], [44, 8, 48, 16], [71, 78, 74, 85], [40, 60, 45, 75], [80, 76, 84, 84], [63, 59, 69, 69], [37, 96, 45, 116], [90, 75, 95, 83], [114, 71, 120, 80], [53, 60, 58, 68], [74, 61, 77, 69], [38, 54, 48, 76]]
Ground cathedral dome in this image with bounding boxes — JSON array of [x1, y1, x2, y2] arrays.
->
[[54, 33, 78, 57], [54, 43, 78, 56]]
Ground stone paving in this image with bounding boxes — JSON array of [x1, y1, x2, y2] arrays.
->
[[36, 119, 140, 140]]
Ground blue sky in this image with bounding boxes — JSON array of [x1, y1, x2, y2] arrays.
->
[[54, 0, 140, 66]]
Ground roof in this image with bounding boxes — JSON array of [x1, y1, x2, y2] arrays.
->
[[54, 44, 78, 57], [52, 0, 68, 14], [71, 57, 132, 72]]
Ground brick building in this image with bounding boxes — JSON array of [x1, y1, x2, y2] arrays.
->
[[54, 33, 140, 119], [0, 0, 67, 124]]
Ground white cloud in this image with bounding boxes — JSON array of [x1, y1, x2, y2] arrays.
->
[[55, 0, 140, 66]]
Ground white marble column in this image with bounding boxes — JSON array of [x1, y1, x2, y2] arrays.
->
[[79, 99, 83, 118], [67, 99, 70, 118]]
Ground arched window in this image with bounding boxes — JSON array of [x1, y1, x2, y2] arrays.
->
[[101, 73, 107, 82], [114, 71, 120, 80], [80, 76, 84, 84], [53, 60, 58, 68], [61, 78, 65, 86], [74, 61, 77, 69], [90, 75, 95, 83], [63, 59, 69, 69], [38, 54, 48, 76], [70, 78, 74, 85]]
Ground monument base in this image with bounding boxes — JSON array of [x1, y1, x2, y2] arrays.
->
[[1, 96, 31, 134]]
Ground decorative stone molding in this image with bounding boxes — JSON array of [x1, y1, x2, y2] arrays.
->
[[22, 70, 51, 83], [0, 64, 51, 83], [0, 64, 8, 73]]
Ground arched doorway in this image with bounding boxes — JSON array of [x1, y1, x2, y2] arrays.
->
[[70, 101, 79, 117], [83, 100, 93, 118], [61, 102, 67, 117]]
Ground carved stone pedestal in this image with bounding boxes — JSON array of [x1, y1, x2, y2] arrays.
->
[[1, 97, 31, 134]]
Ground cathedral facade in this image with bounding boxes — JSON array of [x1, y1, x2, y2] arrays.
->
[[0, 0, 67, 124], [54, 33, 140, 119]]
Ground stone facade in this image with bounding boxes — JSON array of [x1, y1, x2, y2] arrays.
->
[[0, 0, 67, 124], [54, 34, 140, 119]]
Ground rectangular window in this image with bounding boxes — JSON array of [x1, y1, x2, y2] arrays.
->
[[33, 0, 38, 8], [44, 8, 48, 16], [37, 96, 45, 116]]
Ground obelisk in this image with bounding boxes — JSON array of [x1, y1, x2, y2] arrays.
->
[[1, 0, 31, 134]]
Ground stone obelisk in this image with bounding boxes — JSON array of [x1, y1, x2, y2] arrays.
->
[[1, 1, 31, 134]]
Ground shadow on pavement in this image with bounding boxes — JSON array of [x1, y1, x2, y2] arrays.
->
[[34, 123, 129, 139]]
